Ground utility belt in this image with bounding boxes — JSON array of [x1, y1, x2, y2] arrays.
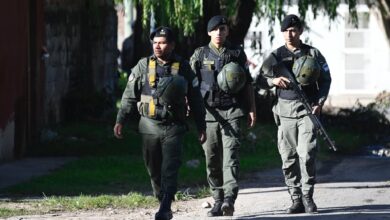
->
[[277, 88, 300, 100], [277, 84, 319, 104], [137, 95, 174, 122]]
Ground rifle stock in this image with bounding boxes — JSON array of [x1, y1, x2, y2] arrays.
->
[[273, 63, 337, 151]]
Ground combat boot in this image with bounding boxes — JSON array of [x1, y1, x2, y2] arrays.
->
[[207, 200, 223, 217], [221, 197, 234, 216], [302, 194, 317, 213], [155, 194, 173, 220], [286, 198, 305, 214]]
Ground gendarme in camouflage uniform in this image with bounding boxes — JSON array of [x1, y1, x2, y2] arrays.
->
[[258, 14, 331, 214], [190, 15, 256, 217], [114, 26, 206, 220]]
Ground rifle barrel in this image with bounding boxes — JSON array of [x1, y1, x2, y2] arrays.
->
[[274, 63, 337, 151]]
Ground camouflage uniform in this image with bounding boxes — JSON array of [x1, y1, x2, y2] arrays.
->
[[116, 53, 206, 199], [259, 42, 331, 200], [190, 41, 252, 202]]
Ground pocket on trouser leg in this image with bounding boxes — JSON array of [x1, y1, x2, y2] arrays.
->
[[277, 129, 284, 155], [273, 113, 281, 126]]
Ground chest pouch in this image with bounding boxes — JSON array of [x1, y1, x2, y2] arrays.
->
[[137, 60, 182, 121], [199, 60, 216, 98], [199, 57, 237, 108], [148, 60, 157, 88]]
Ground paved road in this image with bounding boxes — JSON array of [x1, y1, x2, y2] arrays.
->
[[3, 156, 390, 220], [0, 157, 75, 190], [171, 156, 390, 220]]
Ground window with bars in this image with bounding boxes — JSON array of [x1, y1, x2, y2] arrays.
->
[[344, 12, 370, 90]]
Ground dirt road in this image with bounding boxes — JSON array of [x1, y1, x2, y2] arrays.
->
[[5, 156, 390, 220]]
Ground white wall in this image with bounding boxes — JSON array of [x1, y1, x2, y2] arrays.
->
[[245, 4, 390, 107]]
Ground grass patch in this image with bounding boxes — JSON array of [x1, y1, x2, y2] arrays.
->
[[0, 117, 383, 216], [4, 155, 150, 196], [30, 121, 141, 157], [322, 127, 371, 154], [0, 193, 157, 218], [42, 192, 157, 210], [0, 208, 34, 218]]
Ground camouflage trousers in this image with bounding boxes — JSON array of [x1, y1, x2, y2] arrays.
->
[[277, 114, 318, 200], [202, 117, 241, 202], [141, 126, 185, 199]]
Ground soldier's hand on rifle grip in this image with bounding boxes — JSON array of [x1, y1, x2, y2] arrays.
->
[[272, 77, 290, 89], [312, 105, 322, 116]]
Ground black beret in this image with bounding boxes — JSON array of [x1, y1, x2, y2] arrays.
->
[[150, 26, 175, 42], [207, 15, 228, 32], [281, 14, 302, 32]]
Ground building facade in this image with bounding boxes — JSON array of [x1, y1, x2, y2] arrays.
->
[[245, 4, 390, 107]]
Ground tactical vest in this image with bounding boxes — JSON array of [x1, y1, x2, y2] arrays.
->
[[137, 58, 185, 121], [273, 46, 319, 104], [198, 46, 242, 108]]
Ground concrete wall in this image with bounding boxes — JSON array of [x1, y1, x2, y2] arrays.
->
[[0, 0, 118, 161], [44, 0, 118, 123]]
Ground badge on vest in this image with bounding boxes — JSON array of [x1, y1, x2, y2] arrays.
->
[[203, 60, 214, 71], [203, 60, 214, 65]]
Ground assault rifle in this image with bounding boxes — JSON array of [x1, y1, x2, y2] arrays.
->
[[273, 63, 337, 151]]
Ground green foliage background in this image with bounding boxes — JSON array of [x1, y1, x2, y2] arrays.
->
[[116, 0, 362, 36]]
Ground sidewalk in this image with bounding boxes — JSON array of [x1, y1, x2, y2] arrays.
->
[[0, 157, 75, 190]]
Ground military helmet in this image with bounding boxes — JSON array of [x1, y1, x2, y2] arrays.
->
[[292, 55, 321, 85], [217, 62, 247, 94], [157, 75, 188, 105]]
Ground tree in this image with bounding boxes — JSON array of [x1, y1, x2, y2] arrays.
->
[[377, 0, 390, 42], [122, 0, 390, 60]]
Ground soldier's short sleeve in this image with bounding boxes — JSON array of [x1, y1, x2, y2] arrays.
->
[[237, 48, 254, 84], [236, 46, 247, 66], [314, 49, 331, 76], [312, 48, 332, 106], [115, 58, 147, 124], [180, 59, 206, 132], [257, 52, 278, 89], [189, 48, 203, 74]]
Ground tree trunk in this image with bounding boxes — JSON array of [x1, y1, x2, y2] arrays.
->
[[132, 3, 152, 66], [131, 0, 256, 60], [228, 0, 256, 46], [183, 0, 221, 58], [178, 0, 255, 58], [379, 0, 390, 43]]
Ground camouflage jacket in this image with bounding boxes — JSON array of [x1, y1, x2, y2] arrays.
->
[[116, 53, 206, 132], [190, 41, 253, 121], [258, 43, 332, 118]]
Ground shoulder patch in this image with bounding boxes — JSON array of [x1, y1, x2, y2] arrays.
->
[[322, 63, 329, 72]]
